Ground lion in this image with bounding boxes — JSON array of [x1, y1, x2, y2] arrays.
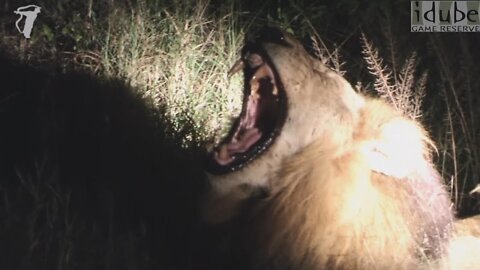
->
[[202, 27, 456, 269]]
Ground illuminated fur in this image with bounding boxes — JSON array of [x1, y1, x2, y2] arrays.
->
[[249, 99, 453, 269], [449, 215, 480, 270], [203, 30, 454, 269]]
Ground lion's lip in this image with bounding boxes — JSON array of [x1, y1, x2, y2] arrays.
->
[[213, 53, 278, 165], [205, 48, 286, 174]]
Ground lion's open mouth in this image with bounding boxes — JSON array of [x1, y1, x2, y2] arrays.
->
[[205, 44, 287, 174]]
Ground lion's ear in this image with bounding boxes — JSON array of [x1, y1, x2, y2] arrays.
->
[[362, 119, 431, 179]]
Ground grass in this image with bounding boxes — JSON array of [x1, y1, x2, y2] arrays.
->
[[99, 0, 244, 146], [2, 0, 245, 147], [0, 0, 479, 269], [360, 32, 427, 120]]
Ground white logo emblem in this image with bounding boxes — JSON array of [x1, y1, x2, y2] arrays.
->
[[14, 5, 41, 39]]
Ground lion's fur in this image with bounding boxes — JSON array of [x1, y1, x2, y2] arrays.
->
[[250, 98, 453, 269], [203, 30, 456, 269]]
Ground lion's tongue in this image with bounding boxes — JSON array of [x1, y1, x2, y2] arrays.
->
[[215, 128, 262, 165], [228, 128, 262, 152], [214, 93, 264, 165]]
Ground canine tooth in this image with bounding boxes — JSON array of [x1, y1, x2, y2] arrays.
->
[[218, 145, 230, 160], [272, 86, 278, 95], [254, 64, 269, 79], [250, 77, 260, 100], [266, 65, 275, 81], [228, 59, 244, 78]]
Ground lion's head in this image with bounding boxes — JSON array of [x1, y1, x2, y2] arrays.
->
[[205, 27, 364, 192]]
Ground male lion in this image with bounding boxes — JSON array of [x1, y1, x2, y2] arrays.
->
[[202, 27, 454, 269]]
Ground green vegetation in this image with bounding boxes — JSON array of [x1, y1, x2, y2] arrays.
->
[[3, 0, 245, 146], [99, 1, 244, 146]]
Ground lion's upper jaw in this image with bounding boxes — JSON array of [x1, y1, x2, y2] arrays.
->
[[208, 35, 365, 195]]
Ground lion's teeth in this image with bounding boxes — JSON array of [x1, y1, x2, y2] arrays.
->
[[228, 59, 244, 78], [215, 145, 232, 165], [250, 76, 260, 100], [272, 86, 278, 96], [266, 65, 275, 81], [254, 64, 269, 80]]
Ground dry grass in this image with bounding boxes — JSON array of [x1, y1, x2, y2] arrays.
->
[[361, 33, 427, 120], [99, 0, 244, 146]]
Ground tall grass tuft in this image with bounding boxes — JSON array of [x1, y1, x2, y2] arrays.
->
[[361, 33, 427, 120], [100, 0, 244, 147]]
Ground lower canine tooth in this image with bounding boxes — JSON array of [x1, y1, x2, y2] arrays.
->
[[218, 145, 230, 160], [228, 59, 244, 78]]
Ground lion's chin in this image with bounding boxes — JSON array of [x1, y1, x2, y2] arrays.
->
[[205, 45, 288, 175]]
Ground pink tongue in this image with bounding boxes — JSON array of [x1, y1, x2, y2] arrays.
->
[[214, 128, 262, 165], [228, 128, 262, 152]]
